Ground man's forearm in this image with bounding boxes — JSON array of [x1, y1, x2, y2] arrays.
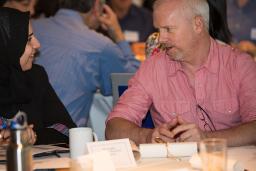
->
[[105, 117, 153, 145], [205, 121, 256, 147]]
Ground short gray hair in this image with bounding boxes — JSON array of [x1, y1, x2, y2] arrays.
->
[[154, 0, 209, 31], [184, 0, 209, 31]]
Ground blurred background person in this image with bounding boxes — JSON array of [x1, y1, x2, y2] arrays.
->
[[227, 0, 256, 58], [207, 0, 232, 44], [106, 0, 155, 43], [0, 0, 36, 16], [32, 0, 140, 127], [142, 0, 154, 11], [0, 7, 76, 145], [32, 0, 59, 18]]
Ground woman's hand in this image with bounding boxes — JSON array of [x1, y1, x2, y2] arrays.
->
[[0, 125, 36, 145], [23, 124, 37, 145], [0, 129, 11, 143]]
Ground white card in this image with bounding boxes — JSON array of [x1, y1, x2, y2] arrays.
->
[[250, 28, 256, 40], [87, 138, 136, 168], [139, 144, 167, 158], [124, 30, 139, 42]]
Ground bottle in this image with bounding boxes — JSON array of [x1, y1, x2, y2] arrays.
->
[[6, 111, 33, 171]]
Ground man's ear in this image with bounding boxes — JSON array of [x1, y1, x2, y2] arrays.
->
[[193, 16, 204, 34]]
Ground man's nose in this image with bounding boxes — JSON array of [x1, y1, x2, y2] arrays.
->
[[158, 31, 168, 43], [32, 37, 41, 50]]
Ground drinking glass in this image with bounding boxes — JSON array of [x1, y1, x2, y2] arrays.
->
[[200, 138, 227, 171]]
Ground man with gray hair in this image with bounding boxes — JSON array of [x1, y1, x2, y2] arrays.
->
[[33, 0, 140, 127], [106, 0, 256, 146]]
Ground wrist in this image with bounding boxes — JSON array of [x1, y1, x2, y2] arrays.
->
[[114, 29, 125, 42], [202, 131, 211, 139], [144, 129, 154, 143]]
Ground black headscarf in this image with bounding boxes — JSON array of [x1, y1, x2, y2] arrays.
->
[[207, 0, 232, 44], [0, 7, 31, 117]]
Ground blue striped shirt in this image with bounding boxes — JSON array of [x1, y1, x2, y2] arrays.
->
[[33, 9, 140, 126]]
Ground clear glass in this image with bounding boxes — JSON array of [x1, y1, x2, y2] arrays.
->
[[200, 138, 227, 171]]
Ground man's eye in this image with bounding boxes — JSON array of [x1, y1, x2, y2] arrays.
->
[[166, 27, 173, 33]]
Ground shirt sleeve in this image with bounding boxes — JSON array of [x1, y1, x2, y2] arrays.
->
[[106, 60, 153, 126], [99, 41, 140, 96], [237, 54, 256, 122]]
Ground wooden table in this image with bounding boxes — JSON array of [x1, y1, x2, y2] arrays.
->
[[1, 146, 255, 171]]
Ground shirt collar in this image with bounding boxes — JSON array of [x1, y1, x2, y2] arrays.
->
[[201, 38, 219, 74], [167, 37, 219, 76], [55, 9, 85, 25]]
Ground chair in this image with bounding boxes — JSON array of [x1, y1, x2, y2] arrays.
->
[[111, 73, 154, 128]]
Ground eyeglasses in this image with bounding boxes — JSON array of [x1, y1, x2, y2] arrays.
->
[[197, 104, 216, 131]]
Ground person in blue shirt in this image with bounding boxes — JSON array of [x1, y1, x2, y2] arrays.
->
[[33, 0, 140, 127], [227, 0, 256, 44], [227, 0, 256, 57]]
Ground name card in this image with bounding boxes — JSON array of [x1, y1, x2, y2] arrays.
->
[[87, 138, 136, 168], [251, 28, 256, 40], [124, 30, 139, 42]]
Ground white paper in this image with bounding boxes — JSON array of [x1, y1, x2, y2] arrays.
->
[[87, 138, 136, 168], [251, 28, 256, 40], [32, 144, 69, 156], [189, 153, 245, 171], [0, 144, 69, 161], [139, 144, 167, 158], [124, 30, 139, 42], [93, 151, 116, 171], [72, 151, 115, 171], [167, 142, 197, 157]]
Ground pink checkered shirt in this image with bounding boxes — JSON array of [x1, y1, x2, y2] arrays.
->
[[107, 38, 256, 131]]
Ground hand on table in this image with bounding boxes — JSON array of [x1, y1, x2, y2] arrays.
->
[[171, 116, 206, 142], [148, 118, 178, 143]]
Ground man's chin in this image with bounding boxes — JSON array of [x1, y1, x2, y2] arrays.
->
[[167, 53, 183, 62]]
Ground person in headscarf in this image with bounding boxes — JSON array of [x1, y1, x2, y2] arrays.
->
[[0, 0, 36, 16], [207, 0, 232, 44], [0, 7, 76, 145]]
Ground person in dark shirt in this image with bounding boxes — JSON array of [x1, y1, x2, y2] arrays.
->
[[107, 0, 156, 42], [0, 0, 36, 16]]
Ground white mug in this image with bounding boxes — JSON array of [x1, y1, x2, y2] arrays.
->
[[69, 127, 98, 159]]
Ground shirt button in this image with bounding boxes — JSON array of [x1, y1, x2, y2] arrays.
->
[[172, 112, 176, 116], [228, 110, 232, 113]]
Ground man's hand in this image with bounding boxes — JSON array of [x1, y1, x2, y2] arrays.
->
[[171, 116, 206, 142], [98, 4, 125, 42], [148, 118, 178, 143]]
